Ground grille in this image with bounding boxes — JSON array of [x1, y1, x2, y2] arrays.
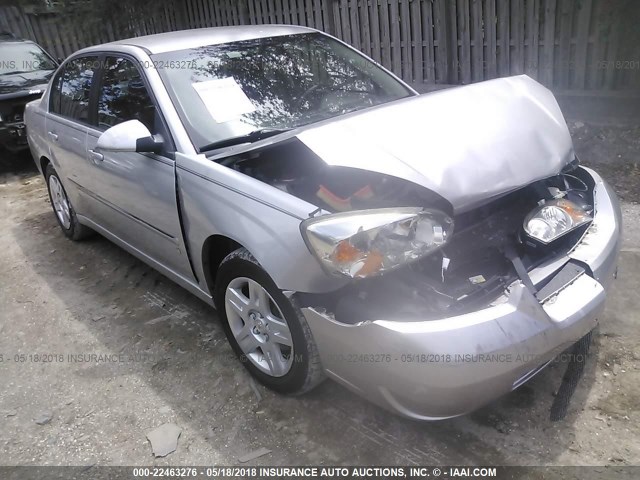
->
[[0, 93, 42, 124]]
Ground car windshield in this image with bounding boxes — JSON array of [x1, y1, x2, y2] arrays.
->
[[153, 33, 414, 151], [0, 42, 57, 75]]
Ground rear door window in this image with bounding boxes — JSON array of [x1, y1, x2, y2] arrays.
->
[[50, 56, 97, 123]]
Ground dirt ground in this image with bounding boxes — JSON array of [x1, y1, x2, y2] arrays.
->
[[0, 123, 639, 470]]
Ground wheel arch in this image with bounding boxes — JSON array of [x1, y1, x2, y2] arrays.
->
[[39, 155, 50, 176], [201, 234, 243, 295]]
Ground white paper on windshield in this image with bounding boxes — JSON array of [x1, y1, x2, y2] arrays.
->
[[192, 77, 255, 123]]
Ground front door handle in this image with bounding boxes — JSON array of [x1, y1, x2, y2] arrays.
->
[[88, 149, 104, 162], [47, 131, 58, 141]]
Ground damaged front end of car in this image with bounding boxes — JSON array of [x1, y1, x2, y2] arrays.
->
[[295, 162, 599, 324], [218, 75, 621, 419], [293, 164, 619, 420]]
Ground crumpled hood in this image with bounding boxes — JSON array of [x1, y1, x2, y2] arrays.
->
[[297, 75, 574, 213]]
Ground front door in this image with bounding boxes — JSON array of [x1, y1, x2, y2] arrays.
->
[[83, 55, 194, 282]]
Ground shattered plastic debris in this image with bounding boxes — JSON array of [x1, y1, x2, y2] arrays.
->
[[145, 315, 174, 325], [34, 411, 53, 425], [248, 377, 262, 403], [238, 447, 271, 463], [151, 358, 170, 372], [146, 423, 182, 458], [468, 275, 486, 284]]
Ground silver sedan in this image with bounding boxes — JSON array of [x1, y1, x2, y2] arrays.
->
[[25, 25, 622, 420]]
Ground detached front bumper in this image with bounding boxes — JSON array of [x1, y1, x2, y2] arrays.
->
[[302, 168, 621, 420]]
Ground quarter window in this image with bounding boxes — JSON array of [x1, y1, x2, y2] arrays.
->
[[97, 57, 155, 132], [50, 57, 96, 122]]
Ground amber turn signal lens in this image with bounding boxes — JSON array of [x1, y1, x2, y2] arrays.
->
[[355, 250, 384, 277], [333, 240, 362, 263]]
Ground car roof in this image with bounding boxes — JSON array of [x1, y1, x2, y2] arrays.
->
[[98, 25, 317, 55], [0, 36, 35, 45], [0, 33, 43, 48], [0, 31, 17, 40]]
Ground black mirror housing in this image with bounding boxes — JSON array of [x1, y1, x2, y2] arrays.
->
[[136, 135, 164, 154]]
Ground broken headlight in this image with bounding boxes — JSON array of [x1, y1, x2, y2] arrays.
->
[[523, 199, 592, 245], [301, 208, 454, 278]]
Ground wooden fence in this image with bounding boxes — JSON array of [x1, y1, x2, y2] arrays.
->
[[1, 0, 639, 92]]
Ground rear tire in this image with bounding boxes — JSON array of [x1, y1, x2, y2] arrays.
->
[[45, 163, 93, 241], [214, 248, 325, 394]]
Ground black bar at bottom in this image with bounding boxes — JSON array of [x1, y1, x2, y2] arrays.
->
[[0, 465, 637, 480]]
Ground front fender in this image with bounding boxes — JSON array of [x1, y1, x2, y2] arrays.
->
[[175, 153, 347, 294]]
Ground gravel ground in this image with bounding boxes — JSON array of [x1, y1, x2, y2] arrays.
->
[[0, 124, 639, 470], [569, 122, 640, 204]]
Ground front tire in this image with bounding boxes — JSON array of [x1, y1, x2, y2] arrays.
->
[[45, 163, 93, 241], [214, 248, 325, 394]]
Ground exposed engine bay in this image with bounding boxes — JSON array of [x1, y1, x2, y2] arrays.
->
[[220, 138, 452, 214], [221, 139, 595, 324]]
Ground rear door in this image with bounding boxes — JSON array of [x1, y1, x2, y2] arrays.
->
[[84, 55, 194, 281], [45, 56, 99, 215]]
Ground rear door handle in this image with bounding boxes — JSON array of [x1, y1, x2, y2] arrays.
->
[[88, 149, 104, 162], [47, 131, 58, 141]]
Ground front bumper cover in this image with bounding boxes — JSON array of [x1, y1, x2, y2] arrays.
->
[[301, 167, 621, 420], [0, 122, 29, 151]]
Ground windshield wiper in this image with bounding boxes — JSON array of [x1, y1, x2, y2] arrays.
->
[[199, 128, 291, 153]]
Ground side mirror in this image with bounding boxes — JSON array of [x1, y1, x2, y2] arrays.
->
[[96, 119, 163, 154]]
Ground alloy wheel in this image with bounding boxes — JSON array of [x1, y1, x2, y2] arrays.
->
[[224, 277, 294, 377], [49, 175, 71, 229]]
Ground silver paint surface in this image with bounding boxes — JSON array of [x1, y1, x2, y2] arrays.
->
[[301, 169, 621, 419], [298, 75, 574, 213]]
